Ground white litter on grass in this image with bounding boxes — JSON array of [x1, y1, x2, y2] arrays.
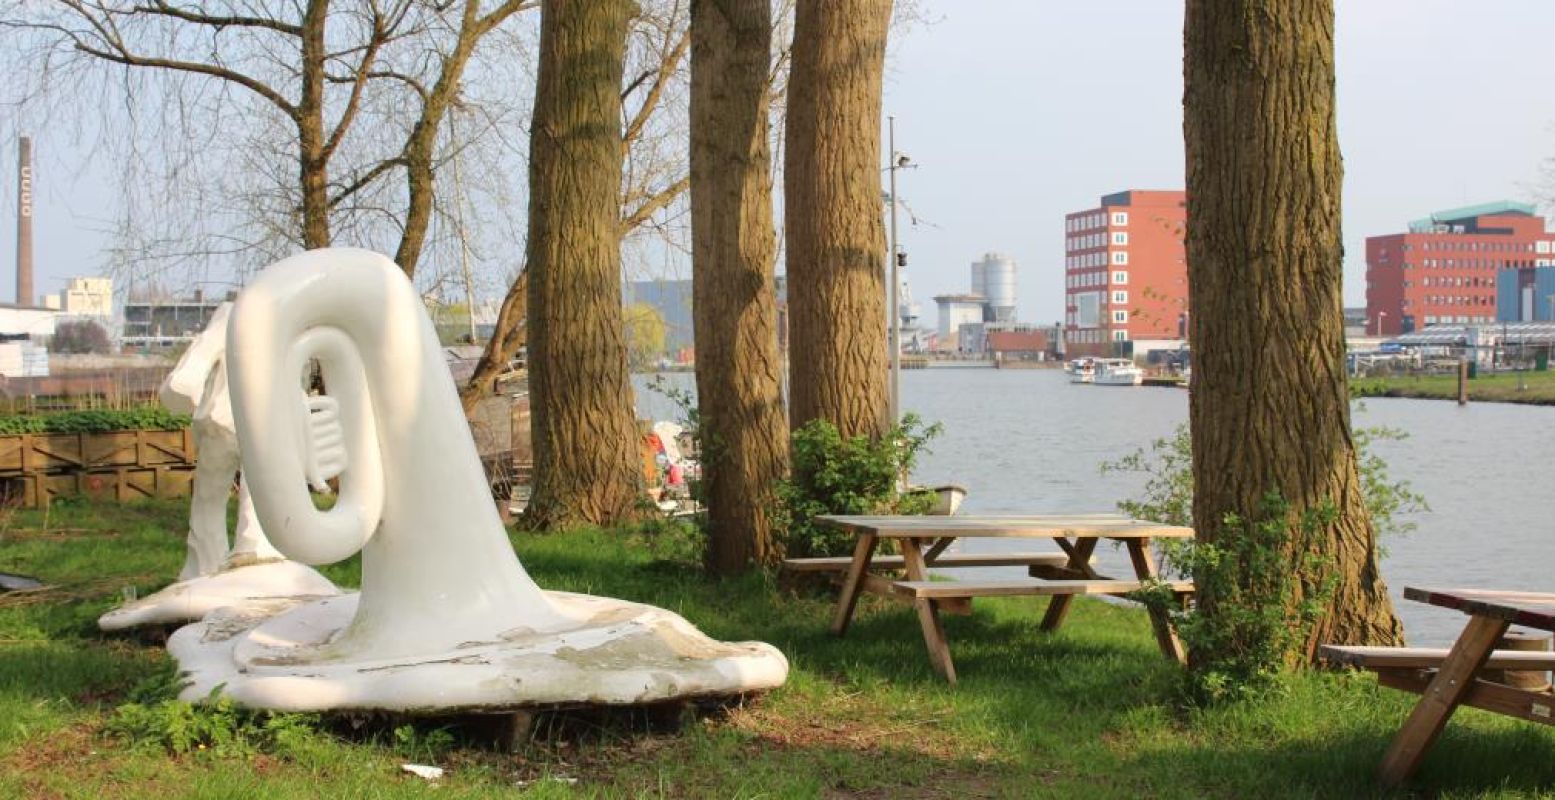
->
[[401, 763, 445, 780], [515, 776, 578, 788]]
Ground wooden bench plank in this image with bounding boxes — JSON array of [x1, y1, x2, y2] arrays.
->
[[1319, 645, 1555, 671], [783, 552, 1069, 573], [859, 574, 971, 615], [1377, 670, 1554, 727], [891, 578, 1194, 599]]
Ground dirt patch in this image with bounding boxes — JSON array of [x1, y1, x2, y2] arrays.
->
[[0, 722, 126, 798]]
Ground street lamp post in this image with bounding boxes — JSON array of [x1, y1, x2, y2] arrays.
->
[[885, 117, 913, 425]]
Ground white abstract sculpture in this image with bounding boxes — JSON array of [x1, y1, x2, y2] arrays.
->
[[170, 248, 787, 711], [99, 304, 339, 632]]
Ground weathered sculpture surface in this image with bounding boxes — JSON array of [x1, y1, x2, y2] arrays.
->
[[98, 304, 339, 631], [171, 248, 787, 711]]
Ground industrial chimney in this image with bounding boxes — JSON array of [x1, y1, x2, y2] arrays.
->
[[15, 136, 33, 308]]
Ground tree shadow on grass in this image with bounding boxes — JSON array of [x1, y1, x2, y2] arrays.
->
[[1117, 721, 1555, 799]]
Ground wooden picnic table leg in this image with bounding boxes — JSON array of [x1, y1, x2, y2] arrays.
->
[[901, 536, 957, 684], [1376, 613, 1510, 788], [1040, 537, 1099, 632], [921, 536, 954, 564], [1124, 537, 1185, 664], [829, 533, 878, 637]]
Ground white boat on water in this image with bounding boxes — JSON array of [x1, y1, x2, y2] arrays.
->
[[1092, 358, 1144, 386], [1067, 358, 1095, 384]]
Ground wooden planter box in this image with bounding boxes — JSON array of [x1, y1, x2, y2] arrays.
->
[[0, 428, 197, 508]]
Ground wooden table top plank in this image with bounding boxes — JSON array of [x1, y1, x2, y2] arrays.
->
[[815, 514, 1194, 539], [1319, 644, 1555, 671], [1403, 587, 1555, 632], [892, 578, 1195, 599]]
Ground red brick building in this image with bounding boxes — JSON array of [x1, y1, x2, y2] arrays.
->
[[1063, 190, 1187, 357], [1365, 201, 1555, 336], [986, 329, 1051, 361]]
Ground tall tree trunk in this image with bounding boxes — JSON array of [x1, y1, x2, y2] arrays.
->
[[1183, 0, 1403, 658], [522, 0, 644, 529], [297, 0, 331, 249], [690, 0, 789, 573], [783, 0, 892, 440]]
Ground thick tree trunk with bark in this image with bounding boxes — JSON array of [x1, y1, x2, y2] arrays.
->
[[1183, 0, 1404, 657], [690, 0, 789, 573], [297, 0, 331, 249], [783, 0, 892, 440], [522, 0, 645, 529]]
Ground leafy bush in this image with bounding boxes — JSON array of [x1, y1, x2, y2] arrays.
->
[[774, 413, 941, 558], [0, 406, 191, 435], [1135, 495, 1337, 703], [106, 690, 320, 757], [1107, 423, 1426, 702]]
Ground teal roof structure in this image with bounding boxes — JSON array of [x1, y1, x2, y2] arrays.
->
[[1408, 200, 1536, 232]]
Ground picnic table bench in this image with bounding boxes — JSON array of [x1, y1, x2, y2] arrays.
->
[[791, 514, 1195, 683], [1319, 587, 1555, 788]]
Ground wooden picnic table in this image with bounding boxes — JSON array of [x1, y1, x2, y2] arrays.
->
[[813, 514, 1195, 683], [1369, 587, 1555, 788]]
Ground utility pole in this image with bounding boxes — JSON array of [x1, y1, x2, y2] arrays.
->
[[449, 109, 478, 344], [888, 116, 900, 424], [885, 117, 913, 425]]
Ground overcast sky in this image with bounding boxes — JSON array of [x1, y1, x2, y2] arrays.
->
[[5, 0, 1555, 323]]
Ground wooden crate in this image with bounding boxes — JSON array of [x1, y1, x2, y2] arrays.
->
[[11, 465, 196, 508], [0, 429, 195, 476]]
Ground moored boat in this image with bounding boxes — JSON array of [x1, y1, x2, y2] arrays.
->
[[1092, 358, 1143, 386]]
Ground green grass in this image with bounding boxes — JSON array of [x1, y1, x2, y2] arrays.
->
[[1353, 370, 1555, 404], [2, 498, 1553, 798]]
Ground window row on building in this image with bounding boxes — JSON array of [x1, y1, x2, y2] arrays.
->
[[1065, 270, 1129, 289], [1422, 315, 1494, 325], [1064, 328, 1129, 344], [1065, 211, 1128, 233], [1405, 258, 1552, 270], [1396, 239, 1551, 253], [1409, 295, 1494, 307], [1065, 251, 1129, 268]]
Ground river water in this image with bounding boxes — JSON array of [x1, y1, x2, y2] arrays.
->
[[635, 369, 1551, 646]]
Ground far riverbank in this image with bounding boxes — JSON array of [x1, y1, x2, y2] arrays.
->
[[1352, 371, 1555, 405]]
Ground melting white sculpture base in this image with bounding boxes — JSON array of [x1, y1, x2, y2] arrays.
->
[[168, 591, 789, 712], [98, 560, 340, 632]]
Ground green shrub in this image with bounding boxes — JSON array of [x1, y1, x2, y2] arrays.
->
[[0, 407, 191, 435], [105, 690, 320, 757], [774, 413, 941, 558], [1135, 495, 1337, 703], [1108, 423, 1425, 702]]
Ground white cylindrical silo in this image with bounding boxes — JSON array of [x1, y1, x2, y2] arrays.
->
[[975, 252, 1017, 322]]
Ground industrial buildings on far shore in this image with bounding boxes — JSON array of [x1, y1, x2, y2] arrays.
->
[[925, 252, 1057, 361]]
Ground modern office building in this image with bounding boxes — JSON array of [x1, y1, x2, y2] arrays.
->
[[1496, 266, 1555, 322], [1365, 201, 1555, 335], [1062, 190, 1187, 357]]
